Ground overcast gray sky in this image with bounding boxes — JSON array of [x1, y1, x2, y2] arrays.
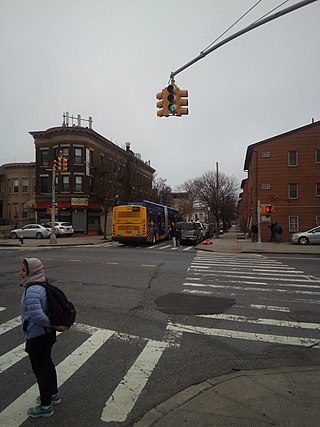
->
[[1, 0, 319, 190]]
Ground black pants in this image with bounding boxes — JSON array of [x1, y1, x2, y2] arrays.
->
[[25, 331, 58, 406]]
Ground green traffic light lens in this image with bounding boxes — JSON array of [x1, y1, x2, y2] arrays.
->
[[169, 104, 175, 112]]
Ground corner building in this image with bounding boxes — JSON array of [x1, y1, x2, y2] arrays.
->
[[30, 124, 155, 234]]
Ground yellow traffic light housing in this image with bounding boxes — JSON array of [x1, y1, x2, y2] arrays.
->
[[62, 157, 69, 172], [156, 82, 188, 117], [176, 88, 188, 116], [156, 89, 169, 117], [53, 159, 59, 171]]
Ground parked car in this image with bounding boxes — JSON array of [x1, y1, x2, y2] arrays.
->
[[44, 221, 74, 236], [10, 224, 50, 239], [290, 226, 320, 245], [177, 222, 203, 245]]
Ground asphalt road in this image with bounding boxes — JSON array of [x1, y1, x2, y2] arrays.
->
[[1, 244, 319, 426]]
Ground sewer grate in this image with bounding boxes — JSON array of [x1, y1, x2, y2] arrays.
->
[[289, 310, 320, 323]]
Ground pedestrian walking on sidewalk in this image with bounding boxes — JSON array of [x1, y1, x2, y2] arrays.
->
[[273, 222, 282, 243], [20, 258, 61, 418], [268, 222, 276, 242], [250, 223, 258, 242]]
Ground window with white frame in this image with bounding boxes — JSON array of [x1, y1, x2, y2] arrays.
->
[[317, 183, 320, 197], [22, 203, 28, 218], [75, 175, 83, 192], [12, 178, 19, 193], [316, 149, 320, 163], [288, 151, 298, 166], [22, 177, 29, 193], [41, 149, 49, 166], [289, 183, 298, 199], [289, 216, 299, 232]]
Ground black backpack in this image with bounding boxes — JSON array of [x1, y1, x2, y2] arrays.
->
[[26, 282, 76, 332]]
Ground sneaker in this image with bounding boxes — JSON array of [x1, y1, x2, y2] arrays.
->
[[36, 392, 61, 405], [28, 404, 53, 418]]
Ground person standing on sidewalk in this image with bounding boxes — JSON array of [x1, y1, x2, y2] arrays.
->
[[20, 258, 61, 418], [170, 222, 177, 248]]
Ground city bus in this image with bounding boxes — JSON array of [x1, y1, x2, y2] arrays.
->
[[112, 200, 179, 244]]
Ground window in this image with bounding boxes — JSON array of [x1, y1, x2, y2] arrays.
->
[[22, 203, 28, 219], [12, 178, 19, 193], [288, 151, 298, 166], [289, 183, 298, 199], [0, 183, 3, 192], [40, 176, 49, 193], [261, 152, 270, 158], [75, 148, 83, 164], [22, 177, 29, 193], [75, 175, 83, 192], [41, 150, 49, 166], [317, 183, 320, 197], [62, 175, 70, 192], [289, 216, 299, 232], [12, 203, 18, 219], [261, 184, 270, 190], [7, 179, 11, 194], [316, 216, 320, 226], [61, 147, 69, 157], [316, 149, 320, 163]]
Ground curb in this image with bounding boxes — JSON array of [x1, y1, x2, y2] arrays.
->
[[133, 365, 320, 427]]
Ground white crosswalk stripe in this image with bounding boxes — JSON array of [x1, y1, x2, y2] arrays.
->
[[173, 252, 320, 350], [0, 316, 176, 425]]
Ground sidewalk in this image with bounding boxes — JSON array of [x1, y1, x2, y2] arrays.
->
[[134, 365, 320, 427], [197, 227, 320, 255]]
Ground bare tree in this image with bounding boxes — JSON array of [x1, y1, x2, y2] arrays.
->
[[151, 175, 172, 205], [182, 171, 238, 234]]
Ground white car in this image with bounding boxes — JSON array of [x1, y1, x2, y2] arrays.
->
[[44, 221, 74, 236], [290, 226, 320, 245], [11, 224, 50, 239]]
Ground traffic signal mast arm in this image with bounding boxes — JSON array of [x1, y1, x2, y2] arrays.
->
[[169, 0, 317, 79]]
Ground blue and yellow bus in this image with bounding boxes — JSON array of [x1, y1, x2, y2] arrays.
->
[[112, 200, 179, 244]]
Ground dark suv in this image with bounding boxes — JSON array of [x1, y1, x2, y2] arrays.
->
[[177, 222, 203, 245]]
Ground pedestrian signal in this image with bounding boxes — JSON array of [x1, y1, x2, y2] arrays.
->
[[265, 205, 274, 214]]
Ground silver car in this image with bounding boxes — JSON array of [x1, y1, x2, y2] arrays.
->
[[290, 226, 320, 245], [10, 224, 50, 239]]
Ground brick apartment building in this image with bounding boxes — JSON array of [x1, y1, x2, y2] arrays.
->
[[30, 119, 155, 234], [239, 120, 320, 241], [0, 163, 36, 226]]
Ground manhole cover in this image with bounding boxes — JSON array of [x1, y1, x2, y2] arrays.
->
[[289, 310, 320, 323], [154, 293, 235, 315]]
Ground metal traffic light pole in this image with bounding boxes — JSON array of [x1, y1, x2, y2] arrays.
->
[[169, 0, 318, 79]]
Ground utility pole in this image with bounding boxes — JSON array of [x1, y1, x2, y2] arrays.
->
[[256, 200, 262, 251]]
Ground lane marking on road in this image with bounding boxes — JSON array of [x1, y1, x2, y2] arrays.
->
[[167, 322, 320, 348], [0, 328, 115, 427], [0, 316, 21, 335], [186, 277, 320, 290], [238, 304, 290, 312], [197, 313, 320, 330], [183, 282, 320, 296], [101, 339, 168, 423], [189, 266, 315, 279], [68, 259, 83, 262], [159, 245, 172, 250], [0, 307, 6, 312], [183, 246, 194, 251], [106, 261, 119, 265], [189, 271, 320, 283], [141, 264, 156, 267], [192, 262, 296, 271]]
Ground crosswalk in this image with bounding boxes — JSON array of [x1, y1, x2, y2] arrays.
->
[[167, 252, 320, 349], [0, 315, 177, 425]]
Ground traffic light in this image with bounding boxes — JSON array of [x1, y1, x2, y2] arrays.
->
[[176, 88, 188, 116], [156, 89, 169, 117], [62, 157, 69, 172], [53, 157, 62, 171], [265, 205, 274, 214]]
